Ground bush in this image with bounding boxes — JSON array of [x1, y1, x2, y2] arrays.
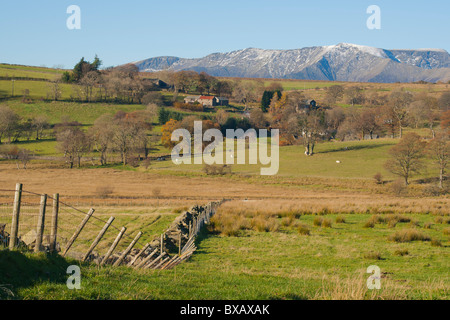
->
[[281, 216, 296, 227], [363, 220, 375, 228], [431, 239, 442, 247], [373, 173, 383, 185], [335, 215, 346, 223], [443, 228, 450, 236], [297, 224, 310, 236], [322, 219, 333, 228], [394, 249, 409, 256], [364, 252, 382, 260], [388, 229, 431, 243], [203, 164, 232, 176], [391, 180, 407, 196], [423, 222, 433, 229], [313, 217, 323, 227]]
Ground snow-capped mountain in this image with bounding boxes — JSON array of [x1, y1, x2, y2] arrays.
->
[[133, 43, 450, 83]]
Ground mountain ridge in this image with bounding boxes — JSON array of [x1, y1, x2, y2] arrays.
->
[[133, 43, 450, 83]]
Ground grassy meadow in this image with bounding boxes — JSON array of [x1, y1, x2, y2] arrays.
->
[[0, 64, 449, 300]]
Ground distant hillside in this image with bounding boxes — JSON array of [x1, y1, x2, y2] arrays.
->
[[133, 43, 450, 83]]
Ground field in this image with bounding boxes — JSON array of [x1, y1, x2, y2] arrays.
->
[[0, 64, 449, 300]]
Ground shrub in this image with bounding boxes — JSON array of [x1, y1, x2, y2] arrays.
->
[[388, 229, 431, 243], [443, 228, 450, 236], [250, 216, 280, 233], [423, 222, 433, 229], [281, 216, 296, 227], [203, 164, 232, 176], [364, 252, 382, 260], [391, 180, 407, 196], [297, 224, 311, 236], [388, 220, 397, 228], [322, 219, 333, 228], [313, 217, 323, 227], [394, 249, 409, 256], [431, 239, 442, 247], [373, 173, 383, 185], [336, 215, 346, 223], [363, 220, 375, 228], [435, 216, 444, 224]]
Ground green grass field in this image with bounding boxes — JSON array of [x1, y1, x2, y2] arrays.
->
[[3, 211, 448, 300], [0, 64, 448, 301]]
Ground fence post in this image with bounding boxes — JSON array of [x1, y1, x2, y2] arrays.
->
[[113, 231, 142, 266], [35, 194, 47, 253], [178, 231, 182, 256], [9, 183, 22, 250], [101, 226, 127, 266], [62, 208, 95, 257], [128, 242, 150, 267], [50, 193, 59, 252], [82, 216, 115, 262], [160, 233, 164, 254]]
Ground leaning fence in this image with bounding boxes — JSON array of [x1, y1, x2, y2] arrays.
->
[[0, 183, 222, 270]]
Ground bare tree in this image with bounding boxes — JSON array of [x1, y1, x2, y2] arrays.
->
[[32, 115, 49, 140], [57, 126, 91, 168], [0, 106, 20, 144], [298, 109, 327, 156], [47, 80, 62, 101], [385, 133, 426, 186], [428, 132, 449, 189], [89, 114, 115, 165], [388, 90, 413, 138]]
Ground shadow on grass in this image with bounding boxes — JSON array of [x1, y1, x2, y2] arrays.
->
[[318, 142, 394, 154], [0, 250, 73, 299]]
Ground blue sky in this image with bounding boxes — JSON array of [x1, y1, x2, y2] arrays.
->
[[0, 0, 449, 68]]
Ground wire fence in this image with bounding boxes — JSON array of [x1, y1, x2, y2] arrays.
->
[[0, 184, 222, 270], [0, 187, 145, 256]]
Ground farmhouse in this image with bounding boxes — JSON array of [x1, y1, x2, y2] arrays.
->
[[198, 96, 216, 107], [296, 99, 320, 113], [184, 95, 201, 104], [185, 95, 229, 107]]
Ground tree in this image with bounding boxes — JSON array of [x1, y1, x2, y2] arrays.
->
[[298, 109, 327, 156], [385, 133, 426, 186], [388, 90, 413, 138], [325, 85, 344, 105], [47, 80, 62, 101], [345, 86, 364, 106], [428, 132, 449, 189], [111, 114, 149, 165], [57, 126, 91, 168], [32, 115, 49, 140], [0, 106, 20, 144], [89, 114, 115, 165], [249, 108, 267, 129], [161, 119, 180, 149]]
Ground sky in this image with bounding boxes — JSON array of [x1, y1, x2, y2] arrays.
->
[[0, 0, 449, 69]]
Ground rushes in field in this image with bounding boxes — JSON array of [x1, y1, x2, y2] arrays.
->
[[394, 249, 409, 256], [388, 229, 431, 243], [335, 215, 346, 223]]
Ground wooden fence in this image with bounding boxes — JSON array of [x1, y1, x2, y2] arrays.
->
[[0, 183, 222, 270]]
